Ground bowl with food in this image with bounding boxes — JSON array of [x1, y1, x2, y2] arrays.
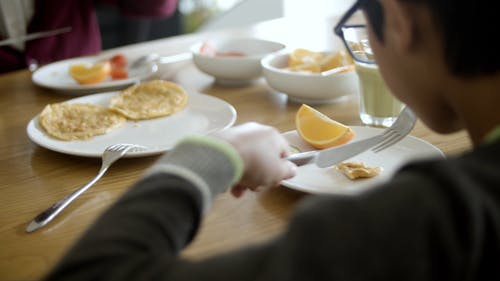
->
[[191, 38, 285, 85], [261, 48, 358, 104]]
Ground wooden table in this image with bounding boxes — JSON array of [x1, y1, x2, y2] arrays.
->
[[0, 17, 472, 281]]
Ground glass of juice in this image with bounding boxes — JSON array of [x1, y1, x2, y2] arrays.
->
[[355, 61, 404, 127]]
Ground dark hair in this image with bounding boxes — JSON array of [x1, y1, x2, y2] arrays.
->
[[365, 0, 500, 77]]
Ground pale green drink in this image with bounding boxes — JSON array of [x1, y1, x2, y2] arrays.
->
[[355, 62, 404, 127]]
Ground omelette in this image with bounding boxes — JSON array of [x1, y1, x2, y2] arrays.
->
[[39, 103, 126, 141], [109, 80, 188, 120]]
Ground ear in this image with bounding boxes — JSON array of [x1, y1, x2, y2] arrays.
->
[[382, 0, 418, 53]]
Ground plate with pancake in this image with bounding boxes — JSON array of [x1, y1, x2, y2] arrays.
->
[[27, 90, 237, 157], [32, 55, 157, 95], [280, 127, 444, 195]]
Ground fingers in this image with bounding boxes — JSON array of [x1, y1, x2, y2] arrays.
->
[[266, 159, 297, 186], [230, 160, 297, 198], [217, 122, 299, 198]]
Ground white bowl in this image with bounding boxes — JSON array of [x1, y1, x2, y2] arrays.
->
[[261, 51, 358, 104], [191, 38, 285, 85]]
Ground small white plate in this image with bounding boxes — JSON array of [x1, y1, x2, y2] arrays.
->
[[27, 91, 237, 157], [281, 127, 444, 195], [32, 55, 157, 95]]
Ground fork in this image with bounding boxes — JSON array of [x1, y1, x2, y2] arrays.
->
[[26, 144, 146, 233], [287, 107, 417, 167], [370, 106, 417, 152]]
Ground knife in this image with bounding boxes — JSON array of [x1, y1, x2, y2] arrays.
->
[[0, 27, 71, 47], [286, 134, 385, 167]]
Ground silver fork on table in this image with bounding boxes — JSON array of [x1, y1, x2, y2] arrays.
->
[[287, 107, 417, 167], [26, 144, 146, 233]]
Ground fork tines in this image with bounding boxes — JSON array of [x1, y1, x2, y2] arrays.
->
[[105, 143, 147, 152], [371, 129, 403, 153]]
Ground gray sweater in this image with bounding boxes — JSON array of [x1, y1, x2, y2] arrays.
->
[[44, 138, 500, 281]]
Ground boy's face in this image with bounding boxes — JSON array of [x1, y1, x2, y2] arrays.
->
[[361, 0, 462, 133]]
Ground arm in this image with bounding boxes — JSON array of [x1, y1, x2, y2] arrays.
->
[[43, 124, 500, 281], [160, 161, 500, 281], [44, 123, 296, 281]]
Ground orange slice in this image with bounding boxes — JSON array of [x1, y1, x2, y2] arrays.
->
[[288, 48, 324, 67], [69, 61, 111, 85], [295, 104, 355, 149], [320, 50, 353, 72]]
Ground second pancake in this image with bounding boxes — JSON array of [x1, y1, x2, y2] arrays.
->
[[109, 80, 188, 120]]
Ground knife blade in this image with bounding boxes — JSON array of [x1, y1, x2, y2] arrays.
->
[[0, 27, 71, 47], [286, 134, 385, 168]]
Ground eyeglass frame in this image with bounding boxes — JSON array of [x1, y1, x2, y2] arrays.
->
[[334, 0, 381, 65]]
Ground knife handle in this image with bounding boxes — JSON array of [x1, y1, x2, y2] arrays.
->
[[286, 150, 317, 166]]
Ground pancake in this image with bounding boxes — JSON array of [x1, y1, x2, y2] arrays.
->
[[109, 80, 188, 120], [39, 103, 126, 141], [336, 162, 382, 180]]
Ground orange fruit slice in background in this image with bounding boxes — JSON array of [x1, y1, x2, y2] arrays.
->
[[320, 50, 354, 72], [69, 61, 111, 85], [288, 48, 324, 67], [295, 104, 355, 149]]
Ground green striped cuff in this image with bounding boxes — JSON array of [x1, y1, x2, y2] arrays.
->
[[179, 135, 244, 185]]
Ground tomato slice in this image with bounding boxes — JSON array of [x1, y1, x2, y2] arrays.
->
[[110, 67, 128, 80], [110, 54, 127, 68]]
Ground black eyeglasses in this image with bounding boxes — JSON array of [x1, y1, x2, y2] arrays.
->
[[334, 0, 383, 64]]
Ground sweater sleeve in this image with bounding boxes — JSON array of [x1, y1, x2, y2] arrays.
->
[[157, 160, 500, 281], [44, 145, 500, 281]]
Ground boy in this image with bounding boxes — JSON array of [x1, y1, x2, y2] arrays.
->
[[45, 0, 500, 280]]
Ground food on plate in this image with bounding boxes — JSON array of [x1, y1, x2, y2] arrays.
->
[[109, 80, 188, 120], [69, 61, 111, 85], [37, 80, 189, 141], [285, 48, 354, 74], [336, 162, 383, 180], [39, 103, 126, 141], [288, 48, 323, 67], [295, 104, 355, 149], [110, 54, 127, 69], [109, 54, 128, 80], [286, 62, 321, 73], [199, 41, 246, 57], [69, 53, 129, 85], [110, 66, 128, 80], [319, 50, 353, 72], [215, 51, 246, 57]]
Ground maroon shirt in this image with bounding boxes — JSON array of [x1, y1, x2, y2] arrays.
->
[[0, 0, 177, 73]]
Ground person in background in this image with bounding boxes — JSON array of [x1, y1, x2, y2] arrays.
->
[[44, 0, 500, 280], [0, 0, 177, 73]]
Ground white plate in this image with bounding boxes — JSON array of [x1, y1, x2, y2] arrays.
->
[[281, 127, 444, 195], [32, 55, 157, 94], [27, 91, 237, 157]]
